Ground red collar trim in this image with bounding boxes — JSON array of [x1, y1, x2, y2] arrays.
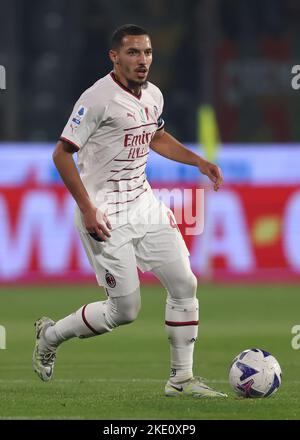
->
[[110, 72, 142, 100]]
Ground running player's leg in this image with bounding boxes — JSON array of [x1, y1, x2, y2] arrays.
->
[[33, 232, 140, 381], [151, 256, 198, 384], [152, 256, 226, 397], [135, 203, 227, 397], [45, 287, 141, 342]]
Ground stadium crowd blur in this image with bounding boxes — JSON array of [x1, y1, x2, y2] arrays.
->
[[0, 0, 299, 143]]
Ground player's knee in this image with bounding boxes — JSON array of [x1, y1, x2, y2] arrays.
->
[[170, 270, 197, 299], [186, 272, 197, 298], [110, 288, 141, 326], [119, 296, 141, 324], [120, 306, 139, 324]]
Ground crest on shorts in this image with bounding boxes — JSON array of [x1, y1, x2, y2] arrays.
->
[[105, 270, 116, 288]]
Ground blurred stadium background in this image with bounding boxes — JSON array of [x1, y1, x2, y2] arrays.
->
[[1, 0, 300, 420]]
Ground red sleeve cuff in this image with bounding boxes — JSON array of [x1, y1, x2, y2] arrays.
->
[[59, 136, 80, 151]]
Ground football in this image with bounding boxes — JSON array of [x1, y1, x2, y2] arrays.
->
[[229, 348, 282, 398]]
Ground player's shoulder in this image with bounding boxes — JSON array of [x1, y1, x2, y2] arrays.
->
[[145, 81, 163, 101], [78, 73, 114, 106]]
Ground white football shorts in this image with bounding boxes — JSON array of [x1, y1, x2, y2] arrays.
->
[[75, 193, 190, 297]]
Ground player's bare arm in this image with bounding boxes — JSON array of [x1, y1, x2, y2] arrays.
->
[[52, 140, 111, 240], [150, 129, 223, 191]]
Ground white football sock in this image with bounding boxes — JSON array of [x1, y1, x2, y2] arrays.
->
[[169, 368, 193, 383], [44, 290, 141, 346], [165, 297, 199, 383], [44, 318, 73, 346], [45, 300, 114, 346]]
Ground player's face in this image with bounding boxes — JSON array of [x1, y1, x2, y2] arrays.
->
[[112, 35, 153, 86]]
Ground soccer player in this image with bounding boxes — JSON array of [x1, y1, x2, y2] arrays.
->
[[33, 24, 226, 398]]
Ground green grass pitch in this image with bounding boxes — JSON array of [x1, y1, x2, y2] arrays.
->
[[0, 283, 300, 420]]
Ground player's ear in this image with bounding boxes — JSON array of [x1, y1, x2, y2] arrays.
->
[[109, 50, 119, 64]]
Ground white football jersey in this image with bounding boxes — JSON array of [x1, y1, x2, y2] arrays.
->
[[60, 72, 164, 221]]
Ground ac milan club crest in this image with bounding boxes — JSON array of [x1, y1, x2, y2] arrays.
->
[[105, 270, 116, 288]]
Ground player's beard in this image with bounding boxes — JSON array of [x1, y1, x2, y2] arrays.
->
[[128, 70, 149, 87], [127, 77, 147, 88], [117, 62, 149, 88], [129, 66, 149, 87]]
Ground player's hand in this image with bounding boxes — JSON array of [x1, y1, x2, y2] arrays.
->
[[197, 159, 223, 191], [82, 204, 112, 242]]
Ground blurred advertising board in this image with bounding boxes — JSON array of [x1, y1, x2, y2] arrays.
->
[[0, 144, 299, 283]]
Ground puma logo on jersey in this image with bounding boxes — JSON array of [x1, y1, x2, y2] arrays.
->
[[126, 112, 136, 121]]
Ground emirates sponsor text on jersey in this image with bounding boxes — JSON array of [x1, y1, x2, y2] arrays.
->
[[124, 128, 156, 159]]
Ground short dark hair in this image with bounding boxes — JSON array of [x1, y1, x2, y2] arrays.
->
[[111, 24, 149, 49]]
